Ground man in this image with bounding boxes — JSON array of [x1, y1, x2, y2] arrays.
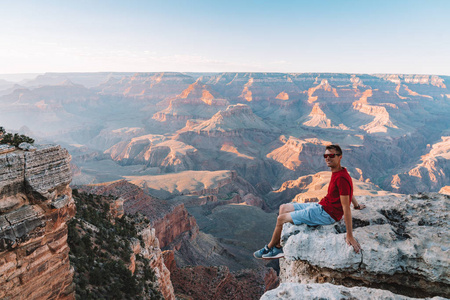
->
[[254, 144, 365, 260]]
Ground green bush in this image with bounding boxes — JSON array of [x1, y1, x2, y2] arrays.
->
[[0, 130, 35, 147], [68, 191, 163, 299]]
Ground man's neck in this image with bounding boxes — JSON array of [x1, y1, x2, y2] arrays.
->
[[330, 165, 343, 173]]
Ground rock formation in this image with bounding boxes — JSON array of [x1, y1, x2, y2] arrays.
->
[[7, 72, 446, 195], [265, 193, 449, 299], [261, 283, 445, 300], [182, 104, 275, 134], [68, 190, 174, 299], [0, 145, 75, 299], [163, 250, 279, 300], [389, 136, 450, 193], [77, 180, 197, 249], [96, 72, 195, 100], [106, 134, 200, 172], [439, 186, 450, 195], [266, 137, 330, 185], [152, 79, 229, 126], [302, 103, 349, 130]]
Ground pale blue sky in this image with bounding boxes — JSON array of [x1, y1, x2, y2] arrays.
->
[[1, 0, 449, 75]]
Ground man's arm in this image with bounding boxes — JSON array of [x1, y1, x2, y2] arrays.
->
[[351, 196, 366, 210], [340, 195, 361, 253]]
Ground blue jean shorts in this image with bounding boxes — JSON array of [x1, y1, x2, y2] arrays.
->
[[290, 203, 336, 226]]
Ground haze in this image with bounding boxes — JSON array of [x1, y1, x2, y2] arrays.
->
[[1, 0, 449, 75]]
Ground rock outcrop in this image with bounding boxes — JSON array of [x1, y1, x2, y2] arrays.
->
[[106, 134, 200, 172], [271, 193, 449, 298], [439, 186, 450, 195], [127, 217, 175, 300], [0, 145, 75, 299], [302, 103, 349, 130], [77, 180, 197, 249], [163, 249, 279, 300], [68, 190, 175, 299], [96, 72, 195, 100], [182, 103, 275, 134], [389, 136, 450, 193], [152, 80, 229, 125], [261, 283, 445, 300]]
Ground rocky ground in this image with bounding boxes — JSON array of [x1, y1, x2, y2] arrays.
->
[[263, 193, 450, 299], [261, 283, 447, 300]]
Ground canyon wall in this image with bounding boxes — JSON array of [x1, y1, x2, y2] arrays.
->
[[78, 180, 198, 249], [0, 145, 75, 299]]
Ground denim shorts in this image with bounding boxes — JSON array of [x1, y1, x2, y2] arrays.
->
[[290, 202, 336, 226]]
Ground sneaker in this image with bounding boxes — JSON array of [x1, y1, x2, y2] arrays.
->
[[253, 245, 271, 259], [262, 246, 284, 259]]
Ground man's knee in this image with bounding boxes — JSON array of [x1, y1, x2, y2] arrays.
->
[[279, 203, 294, 214], [277, 213, 293, 225]]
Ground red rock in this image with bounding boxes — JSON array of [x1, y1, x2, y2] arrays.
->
[[0, 145, 75, 299]]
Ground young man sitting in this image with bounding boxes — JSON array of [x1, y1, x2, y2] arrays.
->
[[254, 144, 365, 260]]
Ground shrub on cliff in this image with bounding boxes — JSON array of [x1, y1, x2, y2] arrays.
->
[[0, 128, 34, 147], [68, 191, 162, 300]]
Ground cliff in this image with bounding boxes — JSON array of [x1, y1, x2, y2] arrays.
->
[[261, 283, 444, 300], [0, 145, 75, 299], [261, 193, 449, 299], [77, 180, 197, 249], [389, 136, 450, 193], [163, 250, 278, 300]]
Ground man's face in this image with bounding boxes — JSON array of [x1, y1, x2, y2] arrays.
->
[[324, 149, 341, 168]]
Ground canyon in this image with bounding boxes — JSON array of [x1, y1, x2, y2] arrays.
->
[[1, 72, 449, 298], [2, 72, 448, 192]]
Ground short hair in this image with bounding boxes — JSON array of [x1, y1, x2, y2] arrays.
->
[[325, 144, 342, 156]]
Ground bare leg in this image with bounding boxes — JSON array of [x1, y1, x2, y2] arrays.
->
[[268, 204, 295, 248]]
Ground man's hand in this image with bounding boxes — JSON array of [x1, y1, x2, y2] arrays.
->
[[354, 204, 366, 210], [346, 235, 361, 253]]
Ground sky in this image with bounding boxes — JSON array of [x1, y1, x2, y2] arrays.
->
[[1, 0, 449, 75]]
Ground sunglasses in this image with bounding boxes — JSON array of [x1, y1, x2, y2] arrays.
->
[[323, 154, 340, 159]]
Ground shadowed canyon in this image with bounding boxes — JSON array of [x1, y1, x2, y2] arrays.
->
[[1, 72, 449, 299]]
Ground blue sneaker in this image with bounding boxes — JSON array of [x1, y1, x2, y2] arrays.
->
[[262, 246, 284, 259], [253, 245, 271, 259]]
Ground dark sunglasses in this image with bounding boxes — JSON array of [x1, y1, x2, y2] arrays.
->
[[323, 154, 340, 159]]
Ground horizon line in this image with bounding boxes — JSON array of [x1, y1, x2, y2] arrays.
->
[[2, 71, 450, 77]]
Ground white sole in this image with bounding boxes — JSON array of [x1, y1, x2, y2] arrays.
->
[[262, 254, 284, 260]]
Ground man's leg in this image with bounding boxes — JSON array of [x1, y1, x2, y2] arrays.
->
[[253, 203, 306, 259], [268, 204, 295, 248]]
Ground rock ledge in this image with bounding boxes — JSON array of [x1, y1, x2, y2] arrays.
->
[[277, 194, 449, 298]]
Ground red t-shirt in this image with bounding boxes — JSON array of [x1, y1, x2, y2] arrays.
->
[[318, 167, 353, 221]]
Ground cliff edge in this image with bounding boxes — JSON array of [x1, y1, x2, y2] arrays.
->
[[0, 145, 75, 299], [261, 194, 449, 299]]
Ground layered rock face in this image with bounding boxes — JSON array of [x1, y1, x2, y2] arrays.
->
[[77, 180, 197, 249], [389, 136, 450, 193], [96, 72, 195, 100], [268, 193, 449, 299], [123, 215, 175, 300], [0, 145, 75, 299], [106, 135, 200, 173], [152, 79, 229, 126], [163, 250, 279, 300]]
